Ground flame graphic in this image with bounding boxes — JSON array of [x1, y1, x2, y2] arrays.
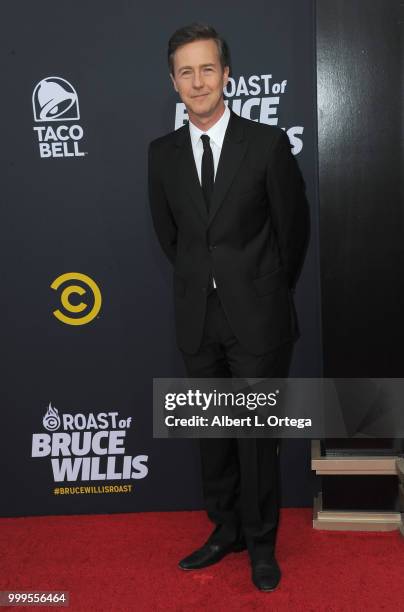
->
[[43, 402, 61, 431]]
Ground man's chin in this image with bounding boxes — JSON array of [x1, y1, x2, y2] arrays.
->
[[188, 103, 216, 120]]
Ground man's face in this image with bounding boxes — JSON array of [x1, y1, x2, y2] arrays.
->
[[170, 39, 229, 121]]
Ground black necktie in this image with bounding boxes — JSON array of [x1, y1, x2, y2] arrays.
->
[[201, 134, 214, 212], [200, 134, 215, 293]]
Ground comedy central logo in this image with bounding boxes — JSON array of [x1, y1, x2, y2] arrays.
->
[[32, 76, 87, 158], [51, 272, 102, 325]]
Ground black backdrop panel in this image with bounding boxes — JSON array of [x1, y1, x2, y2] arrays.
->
[[317, 0, 404, 377], [0, 0, 320, 517]]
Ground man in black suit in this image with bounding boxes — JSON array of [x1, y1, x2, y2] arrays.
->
[[148, 23, 309, 591]]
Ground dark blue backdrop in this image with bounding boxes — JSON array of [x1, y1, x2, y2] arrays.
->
[[0, 0, 321, 517]]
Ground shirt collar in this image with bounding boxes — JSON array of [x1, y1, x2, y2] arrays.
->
[[189, 104, 230, 149]]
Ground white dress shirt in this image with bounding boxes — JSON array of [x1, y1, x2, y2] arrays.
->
[[188, 104, 231, 288]]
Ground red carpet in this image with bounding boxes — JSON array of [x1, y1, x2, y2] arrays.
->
[[1, 508, 404, 611]]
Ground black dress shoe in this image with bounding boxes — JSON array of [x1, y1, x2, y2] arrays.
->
[[251, 558, 281, 591], [179, 539, 246, 570]]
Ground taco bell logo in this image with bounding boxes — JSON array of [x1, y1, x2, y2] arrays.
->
[[32, 76, 87, 158]]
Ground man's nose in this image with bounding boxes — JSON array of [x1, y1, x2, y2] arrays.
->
[[192, 72, 204, 88]]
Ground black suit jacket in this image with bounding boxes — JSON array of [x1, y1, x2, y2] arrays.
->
[[148, 108, 309, 355]]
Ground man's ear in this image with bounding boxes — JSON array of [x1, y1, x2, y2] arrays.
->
[[170, 73, 179, 93], [223, 65, 230, 88]]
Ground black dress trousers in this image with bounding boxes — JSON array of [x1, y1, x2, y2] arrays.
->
[[181, 289, 294, 563]]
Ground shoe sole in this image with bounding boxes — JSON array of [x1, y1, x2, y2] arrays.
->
[[257, 585, 278, 592]]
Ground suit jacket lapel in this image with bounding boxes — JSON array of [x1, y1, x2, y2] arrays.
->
[[174, 124, 208, 224], [208, 108, 247, 226]]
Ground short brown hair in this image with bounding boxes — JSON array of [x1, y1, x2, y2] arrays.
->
[[168, 22, 231, 76]]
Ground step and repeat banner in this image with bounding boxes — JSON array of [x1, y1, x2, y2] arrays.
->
[[0, 0, 321, 516]]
